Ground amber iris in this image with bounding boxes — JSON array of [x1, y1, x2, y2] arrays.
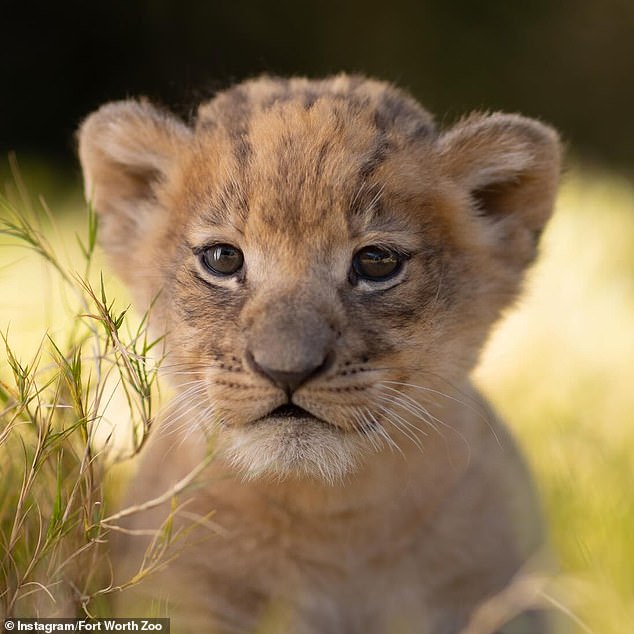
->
[[201, 244, 244, 276], [352, 246, 403, 281]]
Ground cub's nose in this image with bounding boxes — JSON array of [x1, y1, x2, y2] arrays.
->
[[246, 351, 334, 395]]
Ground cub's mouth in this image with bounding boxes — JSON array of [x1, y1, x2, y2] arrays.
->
[[268, 403, 314, 418], [257, 403, 325, 424], [224, 400, 364, 482]]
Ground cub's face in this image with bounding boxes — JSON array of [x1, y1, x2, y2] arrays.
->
[[79, 76, 560, 481]]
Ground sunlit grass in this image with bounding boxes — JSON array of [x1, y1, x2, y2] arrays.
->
[[477, 168, 634, 633], [0, 174, 188, 617], [1, 162, 632, 631]]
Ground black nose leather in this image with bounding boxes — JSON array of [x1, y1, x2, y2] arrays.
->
[[247, 352, 333, 395]]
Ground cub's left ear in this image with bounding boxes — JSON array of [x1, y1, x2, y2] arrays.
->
[[438, 113, 561, 266]]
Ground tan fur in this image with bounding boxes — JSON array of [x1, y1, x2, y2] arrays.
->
[[78, 75, 561, 633]]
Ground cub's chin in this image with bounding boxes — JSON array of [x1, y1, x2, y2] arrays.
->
[[218, 404, 370, 484]]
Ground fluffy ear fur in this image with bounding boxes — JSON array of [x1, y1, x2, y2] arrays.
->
[[439, 113, 561, 267], [77, 100, 191, 274]]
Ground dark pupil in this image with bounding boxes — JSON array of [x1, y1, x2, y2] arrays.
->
[[354, 248, 400, 280], [204, 244, 243, 275]]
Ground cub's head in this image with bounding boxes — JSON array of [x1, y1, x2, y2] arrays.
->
[[78, 75, 560, 482]]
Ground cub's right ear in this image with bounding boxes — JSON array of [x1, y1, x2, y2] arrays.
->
[[77, 100, 191, 262]]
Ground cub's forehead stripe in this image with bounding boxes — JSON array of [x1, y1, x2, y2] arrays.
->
[[190, 77, 438, 234], [226, 87, 253, 169]]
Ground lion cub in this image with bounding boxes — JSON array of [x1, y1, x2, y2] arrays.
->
[[79, 75, 560, 633]]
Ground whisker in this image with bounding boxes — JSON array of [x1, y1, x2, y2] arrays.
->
[[382, 379, 500, 447], [159, 386, 210, 435], [160, 379, 203, 388], [362, 406, 403, 456], [351, 408, 382, 453], [174, 401, 219, 448], [376, 404, 425, 453], [376, 392, 437, 435], [378, 385, 474, 464]]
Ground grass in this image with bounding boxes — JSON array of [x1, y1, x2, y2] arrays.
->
[[1, 160, 633, 631], [476, 167, 634, 632], [0, 164, 193, 617]]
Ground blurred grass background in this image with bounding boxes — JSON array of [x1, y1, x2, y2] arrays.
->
[[476, 169, 634, 632], [2, 0, 633, 630]]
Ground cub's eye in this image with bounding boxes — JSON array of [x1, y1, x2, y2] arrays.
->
[[352, 246, 404, 282], [200, 244, 244, 276]]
